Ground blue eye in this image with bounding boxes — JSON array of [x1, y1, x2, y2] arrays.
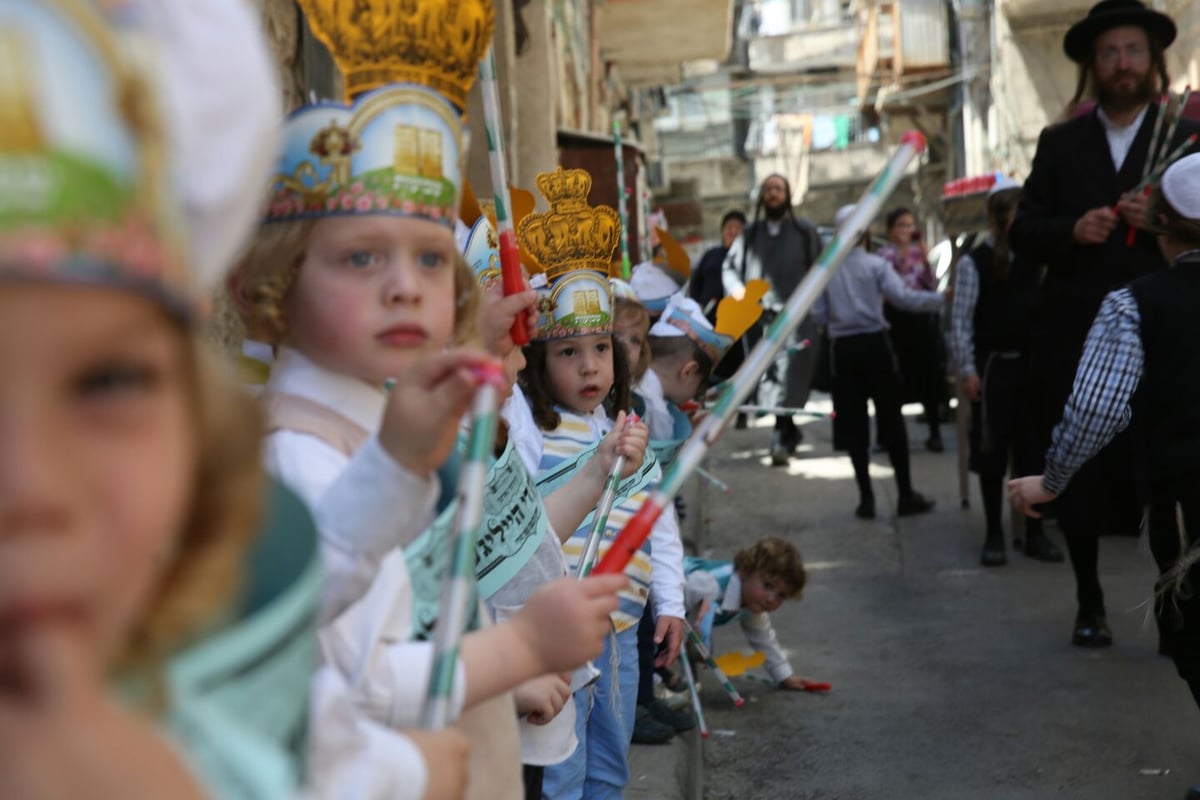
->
[[419, 251, 448, 269], [348, 251, 377, 269], [560, 347, 576, 358]]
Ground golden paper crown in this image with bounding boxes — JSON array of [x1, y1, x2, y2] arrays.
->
[[518, 167, 621, 282], [296, 0, 495, 107]]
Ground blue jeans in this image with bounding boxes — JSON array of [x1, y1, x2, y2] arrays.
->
[[542, 625, 639, 800]]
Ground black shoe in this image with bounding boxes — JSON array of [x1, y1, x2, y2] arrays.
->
[[1023, 530, 1064, 563], [897, 491, 936, 516], [980, 536, 1007, 567], [735, 412, 748, 430], [645, 699, 695, 733], [856, 496, 876, 519], [632, 704, 675, 744], [1071, 613, 1113, 648], [925, 436, 944, 453], [769, 430, 791, 466]]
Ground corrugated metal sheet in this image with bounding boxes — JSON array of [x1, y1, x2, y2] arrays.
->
[[899, 0, 950, 70]]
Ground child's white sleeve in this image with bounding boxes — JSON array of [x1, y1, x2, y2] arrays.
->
[[648, 506, 686, 619], [306, 667, 428, 799], [739, 612, 795, 682], [319, 549, 467, 730], [683, 570, 720, 610], [264, 431, 440, 623]]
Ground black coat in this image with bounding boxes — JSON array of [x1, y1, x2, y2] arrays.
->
[[1010, 105, 1200, 422]]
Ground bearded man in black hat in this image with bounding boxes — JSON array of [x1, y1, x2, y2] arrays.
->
[[722, 174, 822, 465], [1010, 0, 1200, 649]]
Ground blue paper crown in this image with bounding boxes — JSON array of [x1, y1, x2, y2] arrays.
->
[[265, 85, 464, 227]]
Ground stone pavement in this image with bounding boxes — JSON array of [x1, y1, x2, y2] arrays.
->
[[685, 397, 1199, 800]]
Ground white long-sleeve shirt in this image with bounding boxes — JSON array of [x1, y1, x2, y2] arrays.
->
[[261, 349, 468, 794], [810, 247, 944, 339]]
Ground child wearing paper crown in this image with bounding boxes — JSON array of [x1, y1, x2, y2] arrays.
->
[[232, 4, 626, 799], [461, 200, 650, 800], [0, 2, 425, 797], [517, 167, 686, 799], [683, 539, 827, 691]]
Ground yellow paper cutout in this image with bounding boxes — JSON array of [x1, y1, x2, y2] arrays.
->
[[715, 278, 768, 340], [714, 650, 766, 677]]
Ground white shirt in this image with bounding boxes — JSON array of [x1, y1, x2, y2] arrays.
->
[[1097, 104, 1149, 173], [262, 349, 468, 796], [636, 369, 675, 442]]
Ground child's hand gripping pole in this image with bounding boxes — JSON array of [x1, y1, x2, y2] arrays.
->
[[478, 46, 527, 346], [575, 413, 640, 578], [421, 363, 506, 729], [679, 651, 709, 739], [592, 132, 927, 578], [683, 620, 745, 707]]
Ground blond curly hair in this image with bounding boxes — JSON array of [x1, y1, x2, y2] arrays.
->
[[231, 219, 480, 347]]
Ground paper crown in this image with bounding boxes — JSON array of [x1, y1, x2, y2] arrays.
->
[[0, 0, 190, 316], [265, 0, 494, 227], [650, 282, 767, 362], [627, 226, 690, 314], [460, 180, 539, 285], [297, 0, 495, 108], [519, 168, 620, 340]]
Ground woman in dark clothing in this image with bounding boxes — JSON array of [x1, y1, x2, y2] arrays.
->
[[877, 208, 947, 452]]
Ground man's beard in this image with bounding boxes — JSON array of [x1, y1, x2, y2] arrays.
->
[[1096, 67, 1157, 114], [764, 201, 787, 221]]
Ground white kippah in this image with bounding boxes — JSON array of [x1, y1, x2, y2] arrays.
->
[[650, 292, 710, 339], [630, 261, 681, 304], [988, 175, 1022, 197], [1161, 153, 1200, 221]]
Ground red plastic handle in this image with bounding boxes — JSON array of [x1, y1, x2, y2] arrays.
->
[[499, 229, 528, 346], [590, 501, 664, 576]]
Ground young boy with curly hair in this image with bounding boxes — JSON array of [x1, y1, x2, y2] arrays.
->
[[684, 537, 818, 690]]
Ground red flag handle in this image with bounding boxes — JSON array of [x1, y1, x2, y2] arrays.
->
[[591, 500, 665, 576], [499, 229, 528, 346]]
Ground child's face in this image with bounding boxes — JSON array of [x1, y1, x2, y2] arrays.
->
[[739, 570, 787, 614], [0, 286, 196, 677], [286, 216, 458, 385], [613, 315, 647, 377], [655, 358, 703, 405], [544, 334, 615, 415]]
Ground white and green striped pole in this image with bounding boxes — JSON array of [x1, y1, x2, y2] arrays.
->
[[614, 119, 632, 280], [421, 365, 504, 729], [478, 45, 528, 345], [575, 413, 639, 578], [592, 132, 928, 577]]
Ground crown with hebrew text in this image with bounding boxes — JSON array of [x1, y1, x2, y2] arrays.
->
[[264, 0, 495, 227], [519, 168, 620, 340]]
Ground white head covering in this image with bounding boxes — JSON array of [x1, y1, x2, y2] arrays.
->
[[144, 0, 281, 291], [630, 261, 681, 312], [1161, 153, 1200, 220], [988, 174, 1022, 197], [649, 292, 709, 339]]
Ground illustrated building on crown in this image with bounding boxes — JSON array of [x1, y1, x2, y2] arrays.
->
[[461, 181, 537, 287], [265, 0, 495, 227], [518, 167, 621, 340]]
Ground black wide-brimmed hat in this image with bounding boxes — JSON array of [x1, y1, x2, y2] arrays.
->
[[1064, 0, 1176, 63]]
